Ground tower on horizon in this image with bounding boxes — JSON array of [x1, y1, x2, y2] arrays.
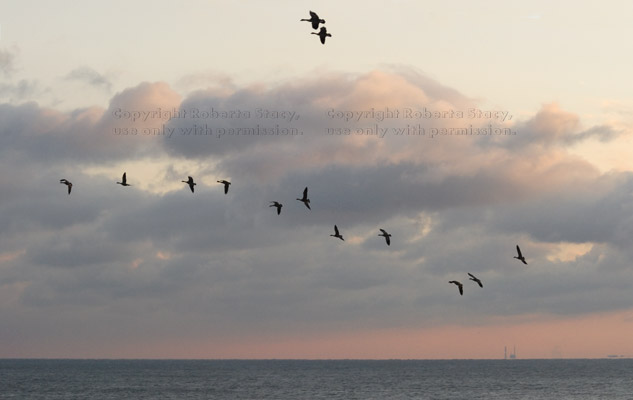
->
[[504, 345, 517, 359]]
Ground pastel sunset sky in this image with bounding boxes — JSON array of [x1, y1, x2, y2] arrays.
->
[[1, 0, 632, 359]]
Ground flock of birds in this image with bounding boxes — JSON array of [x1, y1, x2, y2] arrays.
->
[[62, 2, 529, 287], [59, 172, 530, 297], [301, 11, 332, 44], [447, 246, 527, 296]]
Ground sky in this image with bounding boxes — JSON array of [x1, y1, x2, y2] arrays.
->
[[1, 0, 633, 359]]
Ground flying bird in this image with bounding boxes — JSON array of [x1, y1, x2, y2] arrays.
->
[[514, 245, 527, 264], [217, 180, 231, 194], [330, 225, 344, 241], [449, 280, 464, 296], [116, 172, 131, 187], [59, 179, 72, 195], [378, 229, 391, 246], [182, 176, 196, 193], [270, 201, 283, 215], [297, 187, 311, 210], [312, 27, 332, 44], [301, 10, 325, 30], [468, 273, 483, 288]]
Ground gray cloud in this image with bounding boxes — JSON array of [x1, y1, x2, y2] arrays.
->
[[0, 80, 43, 102], [1, 69, 632, 355], [0, 47, 18, 76], [64, 66, 113, 92]]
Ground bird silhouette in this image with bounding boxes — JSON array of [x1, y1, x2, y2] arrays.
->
[[514, 245, 527, 264], [217, 180, 231, 194], [312, 27, 332, 44], [449, 280, 463, 295], [182, 176, 196, 193], [301, 10, 325, 30], [297, 187, 311, 210], [116, 172, 131, 187], [330, 225, 344, 241], [270, 201, 283, 215], [468, 273, 483, 288], [378, 229, 391, 246], [59, 179, 72, 195]]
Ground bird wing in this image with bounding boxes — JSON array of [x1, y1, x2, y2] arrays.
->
[[122, 172, 127, 184], [309, 11, 319, 28], [516, 245, 523, 258], [334, 225, 339, 235], [68, 183, 72, 194], [468, 273, 476, 279], [385, 236, 390, 245], [459, 285, 463, 295], [303, 187, 308, 199]]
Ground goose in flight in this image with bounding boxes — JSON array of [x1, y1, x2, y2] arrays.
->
[[297, 187, 311, 210], [182, 176, 196, 193], [270, 201, 283, 215], [330, 225, 344, 241], [468, 273, 483, 288], [301, 10, 325, 30], [116, 172, 131, 187], [449, 280, 463, 296], [514, 245, 527, 264], [378, 229, 391, 246], [312, 27, 332, 44], [217, 180, 231, 194], [59, 179, 72, 195]]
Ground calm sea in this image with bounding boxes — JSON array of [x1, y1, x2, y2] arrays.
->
[[1, 359, 631, 399]]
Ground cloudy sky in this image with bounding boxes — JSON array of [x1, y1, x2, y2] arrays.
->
[[1, 0, 633, 359]]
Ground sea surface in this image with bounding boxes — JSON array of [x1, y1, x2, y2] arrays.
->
[[1, 359, 631, 399]]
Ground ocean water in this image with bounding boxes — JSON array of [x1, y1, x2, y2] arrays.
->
[[0, 359, 631, 399]]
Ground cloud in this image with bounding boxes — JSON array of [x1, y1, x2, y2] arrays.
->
[[0, 47, 18, 76], [1, 68, 633, 357], [0, 79, 44, 102], [64, 66, 113, 92]]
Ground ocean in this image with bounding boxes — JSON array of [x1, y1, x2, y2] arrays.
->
[[1, 359, 631, 399]]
